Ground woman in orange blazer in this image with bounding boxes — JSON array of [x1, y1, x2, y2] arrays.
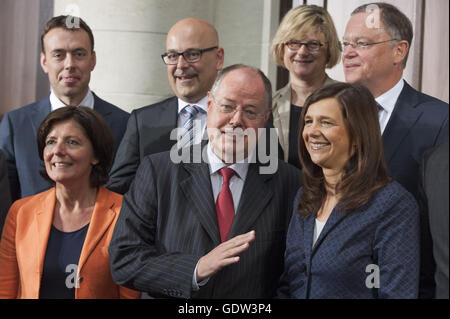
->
[[0, 107, 140, 299]]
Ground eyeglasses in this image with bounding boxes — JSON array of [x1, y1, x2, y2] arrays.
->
[[210, 94, 267, 121], [342, 39, 399, 49], [161, 46, 218, 65], [285, 40, 325, 52]]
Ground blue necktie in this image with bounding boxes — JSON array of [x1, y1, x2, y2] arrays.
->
[[179, 105, 201, 148]]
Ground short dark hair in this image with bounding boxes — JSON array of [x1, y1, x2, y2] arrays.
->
[[297, 82, 392, 216], [352, 2, 413, 68], [210, 64, 272, 110], [37, 106, 114, 187], [41, 15, 94, 53]]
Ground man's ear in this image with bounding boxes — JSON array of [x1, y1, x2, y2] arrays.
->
[[40, 52, 49, 74], [393, 40, 409, 66], [216, 47, 224, 70], [90, 50, 97, 71], [207, 91, 213, 111]]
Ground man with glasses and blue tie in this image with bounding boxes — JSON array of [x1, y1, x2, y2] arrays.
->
[[343, 2, 449, 299], [109, 64, 301, 298], [107, 18, 224, 194]]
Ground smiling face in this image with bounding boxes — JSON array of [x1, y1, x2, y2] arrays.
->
[[44, 119, 98, 187], [206, 68, 270, 164], [302, 98, 353, 176], [342, 12, 405, 97], [166, 18, 224, 103], [283, 32, 328, 81], [40, 28, 96, 106]]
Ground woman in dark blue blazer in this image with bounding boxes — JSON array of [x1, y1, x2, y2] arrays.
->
[[277, 83, 420, 299]]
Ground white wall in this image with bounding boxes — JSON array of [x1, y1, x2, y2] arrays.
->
[[54, 0, 281, 112]]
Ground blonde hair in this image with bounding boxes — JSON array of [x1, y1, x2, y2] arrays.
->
[[272, 5, 341, 69]]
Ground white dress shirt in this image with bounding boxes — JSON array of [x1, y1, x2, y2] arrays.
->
[[49, 89, 94, 111], [375, 79, 404, 134]]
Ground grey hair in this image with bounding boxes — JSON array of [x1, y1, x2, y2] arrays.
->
[[210, 64, 272, 111], [352, 2, 413, 68]]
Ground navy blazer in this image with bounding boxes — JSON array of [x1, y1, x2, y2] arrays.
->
[[383, 82, 448, 199], [0, 93, 129, 201], [277, 182, 420, 299]]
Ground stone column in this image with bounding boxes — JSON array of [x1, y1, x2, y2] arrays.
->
[[53, 0, 280, 112]]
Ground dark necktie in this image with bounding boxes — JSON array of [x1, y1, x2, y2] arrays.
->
[[179, 104, 201, 147], [216, 168, 236, 242], [376, 102, 384, 112]]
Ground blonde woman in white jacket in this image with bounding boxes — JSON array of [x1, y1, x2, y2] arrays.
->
[[271, 5, 341, 168]]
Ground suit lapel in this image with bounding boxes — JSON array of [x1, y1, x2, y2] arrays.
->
[[78, 187, 116, 272], [92, 93, 112, 118], [229, 163, 273, 237], [303, 214, 315, 261], [160, 96, 179, 128], [310, 208, 348, 256], [29, 97, 51, 137], [179, 160, 221, 245], [382, 83, 424, 163], [34, 188, 57, 293]]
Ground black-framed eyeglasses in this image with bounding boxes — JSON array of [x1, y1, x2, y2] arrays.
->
[[342, 39, 399, 49], [161, 46, 218, 65], [285, 40, 325, 52]]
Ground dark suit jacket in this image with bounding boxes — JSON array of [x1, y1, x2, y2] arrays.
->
[[277, 182, 420, 299], [107, 96, 178, 194], [109, 147, 301, 298], [383, 82, 448, 199], [383, 82, 448, 298], [0, 93, 129, 201], [0, 149, 12, 237], [420, 142, 449, 299]]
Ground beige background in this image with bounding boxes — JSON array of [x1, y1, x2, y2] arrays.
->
[[0, 0, 448, 117]]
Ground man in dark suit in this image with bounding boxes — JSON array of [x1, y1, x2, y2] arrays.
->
[[0, 149, 12, 237], [107, 18, 225, 194], [109, 65, 301, 298], [343, 3, 449, 298], [0, 16, 129, 201], [420, 142, 449, 299]]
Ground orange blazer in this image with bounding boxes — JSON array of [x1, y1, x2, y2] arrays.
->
[[0, 187, 140, 299]]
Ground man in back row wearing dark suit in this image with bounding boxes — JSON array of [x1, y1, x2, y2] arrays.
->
[[0, 15, 129, 202], [107, 18, 225, 194], [109, 64, 302, 298], [342, 2, 449, 298]]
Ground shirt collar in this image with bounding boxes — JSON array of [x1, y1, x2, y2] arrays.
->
[[375, 78, 404, 113], [50, 89, 95, 111], [206, 142, 249, 181], [178, 96, 208, 114]]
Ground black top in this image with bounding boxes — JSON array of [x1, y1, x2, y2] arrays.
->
[[288, 104, 303, 169], [39, 224, 89, 299]]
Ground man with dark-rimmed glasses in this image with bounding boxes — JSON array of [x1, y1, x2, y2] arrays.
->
[[108, 18, 224, 194], [343, 2, 448, 299]]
